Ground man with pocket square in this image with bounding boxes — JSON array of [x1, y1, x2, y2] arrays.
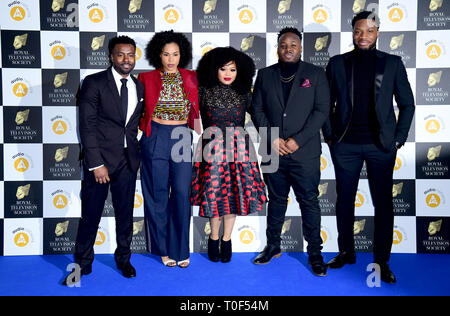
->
[[63, 36, 144, 285], [250, 27, 330, 276]]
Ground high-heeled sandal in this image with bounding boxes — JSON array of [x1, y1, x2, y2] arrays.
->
[[161, 257, 176, 267], [177, 258, 190, 268]]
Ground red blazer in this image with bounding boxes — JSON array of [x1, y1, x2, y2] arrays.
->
[[138, 68, 201, 137]]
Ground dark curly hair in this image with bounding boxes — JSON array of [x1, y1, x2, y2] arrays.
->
[[145, 30, 192, 69], [277, 27, 303, 42], [196, 46, 255, 95]]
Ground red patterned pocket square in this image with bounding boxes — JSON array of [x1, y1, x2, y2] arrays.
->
[[300, 78, 312, 88]]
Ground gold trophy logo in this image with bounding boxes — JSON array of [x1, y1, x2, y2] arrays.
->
[[315, 35, 329, 52], [430, 0, 444, 12], [428, 219, 442, 236], [354, 219, 366, 235], [281, 219, 292, 235], [204, 222, 212, 235], [16, 184, 31, 200], [318, 183, 329, 198], [390, 34, 404, 51], [427, 145, 442, 161], [52, 0, 65, 12], [241, 35, 255, 52], [204, 0, 218, 14], [392, 182, 404, 198], [15, 109, 30, 125], [55, 221, 69, 237], [13, 33, 28, 50], [54, 72, 68, 88], [91, 35, 106, 51], [428, 71, 443, 87], [55, 146, 69, 163], [352, 0, 366, 14], [129, 0, 142, 14], [133, 220, 144, 236], [278, 0, 292, 14]]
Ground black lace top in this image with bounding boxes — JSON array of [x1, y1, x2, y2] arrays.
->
[[199, 84, 251, 130]]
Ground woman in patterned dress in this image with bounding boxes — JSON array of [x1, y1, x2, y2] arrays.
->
[[191, 47, 267, 263], [139, 31, 200, 268]]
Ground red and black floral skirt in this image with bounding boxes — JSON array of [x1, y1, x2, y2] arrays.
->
[[191, 127, 267, 218]]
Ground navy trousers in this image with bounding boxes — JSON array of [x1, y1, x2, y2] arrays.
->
[[141, 121, 192, 262]]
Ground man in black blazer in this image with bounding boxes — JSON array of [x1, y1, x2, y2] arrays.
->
[[251, 27, 330, 276], [323, 12, 415, 284], [63, 36, 144, 285]]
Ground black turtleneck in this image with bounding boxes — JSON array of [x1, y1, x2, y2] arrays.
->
[[279, 60, 300, 106], [343, 48, 379, 145]]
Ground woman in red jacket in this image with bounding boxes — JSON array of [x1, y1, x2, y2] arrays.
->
[[139, 31, 200, 268]]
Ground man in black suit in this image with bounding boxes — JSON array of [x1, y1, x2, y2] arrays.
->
[[63, 36, 144, 285], [323, 11, 415, 284], [251, 27, 330, 276]]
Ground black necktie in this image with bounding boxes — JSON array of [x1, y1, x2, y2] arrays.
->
[[120, 78, 128, 123]]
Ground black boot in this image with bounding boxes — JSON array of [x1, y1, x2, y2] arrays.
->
[[208, 237, 220, 262], [220, 238, 232, 263]]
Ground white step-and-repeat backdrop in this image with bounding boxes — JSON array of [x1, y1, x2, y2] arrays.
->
[[1, 0, 449, 256]]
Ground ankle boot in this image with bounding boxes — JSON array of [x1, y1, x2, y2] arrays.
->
[[208, 237, 220, 262], [220, 238, 232, 263]]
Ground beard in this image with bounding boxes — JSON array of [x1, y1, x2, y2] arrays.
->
[[353, 40, 377, 51]]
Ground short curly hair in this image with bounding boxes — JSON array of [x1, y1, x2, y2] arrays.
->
[[145, 30, 192, 69], [196, 46, 255, 95], [277, 27, 303, 42]]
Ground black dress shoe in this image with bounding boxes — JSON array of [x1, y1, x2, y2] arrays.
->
[[62, 264, 92, 286], [208, 237, 220, 262], [308, 255, 327, 277], [117, 261, 136, 278], [378, 263, 396, 284], [253, 245, 282, 265], [327, 251, 356, 269], [220, 238, 232, 263]]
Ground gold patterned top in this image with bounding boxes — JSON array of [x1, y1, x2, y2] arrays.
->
[[152, 71, 191, 121]]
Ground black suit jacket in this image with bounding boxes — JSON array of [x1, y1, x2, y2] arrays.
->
[[78, 67, 145, 174], [251, 61, 330, 161], [322, 49, 415, 151]]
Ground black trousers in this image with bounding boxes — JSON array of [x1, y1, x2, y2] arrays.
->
[[331, 142, 397, 264], [74, 154, 137, 268], [263, 155, 323, 256]]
